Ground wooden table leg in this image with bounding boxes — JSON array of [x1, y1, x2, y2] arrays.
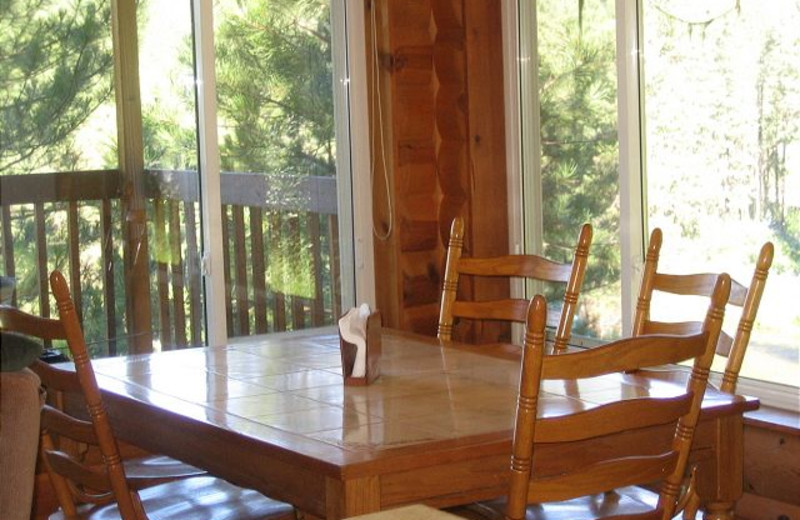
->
[[699, 414, 745, 520], [325, 475, 381, 519]]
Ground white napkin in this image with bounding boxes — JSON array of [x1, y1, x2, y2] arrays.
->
[[338, 303, 371, 377]]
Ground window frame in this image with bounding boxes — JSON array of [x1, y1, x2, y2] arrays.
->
[[502, 0, 799, 411]]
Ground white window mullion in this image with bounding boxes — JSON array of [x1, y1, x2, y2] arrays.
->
[[502, 0, 523, 261], [332, 0, 375, 309], [192, 0, 227, 347], [517, 0, 544, 264], [615, 0, 646, 336]]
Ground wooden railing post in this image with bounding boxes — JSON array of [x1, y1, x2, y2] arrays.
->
[[184, 201, 202, 345], [112, 0, 153, 354], [101, 199, 117, 355], [1, 205, 15, 307]]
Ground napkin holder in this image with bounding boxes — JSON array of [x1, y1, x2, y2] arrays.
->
[[339, 310, 382, 386]]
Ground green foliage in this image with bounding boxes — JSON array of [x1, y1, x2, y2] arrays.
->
[[214, 0, 335, 176], [537, 1, 621, 322], [0, 0, 114, 174], [266, 215, 315, 299], [211, 0, 335, 306], [141, 107, 198, 170]]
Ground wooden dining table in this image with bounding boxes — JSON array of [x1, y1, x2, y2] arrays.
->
[[81, 327, 758, 520]]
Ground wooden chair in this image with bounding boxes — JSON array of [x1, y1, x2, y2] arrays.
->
[[438, 217, 592, 352], [3, 327, 208, 491], [360, 280, 729, 520], [501, 284, 728, 520], [632, 229, 772, 520], [24, 270, 297, 520], [633, 227, 774, 394]]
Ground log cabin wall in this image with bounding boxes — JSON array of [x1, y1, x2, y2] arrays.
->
[[367, 0, 508, 339]]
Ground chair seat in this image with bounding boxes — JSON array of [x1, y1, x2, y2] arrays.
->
[[346, 504, 465, 519], [447, 487, 662, 520], [122, 455, 207, 488], [48, 476, 297, 520]]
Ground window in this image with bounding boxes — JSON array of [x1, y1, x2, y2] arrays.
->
[[640, 0, 800, 390], [518, 0, 622, 340], [0, 0, 371, 354], [506, 0, 799, 408], [0, 0, 122, 353]]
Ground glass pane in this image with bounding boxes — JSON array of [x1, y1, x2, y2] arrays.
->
[[213, 0, 341, 338], [535, 0, 622, 340], [642, 0, 800, 387], [138, 0, 204, 349], [1, 0, 117, 175], [1, 0, 125, 357]]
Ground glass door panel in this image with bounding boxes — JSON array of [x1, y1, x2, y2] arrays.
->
[[212, 0, 341, 338], [531, 0, 622, 340], [139, 0, 204, 349], [1, 0, 124, 356], [641, 0, 800, 386]]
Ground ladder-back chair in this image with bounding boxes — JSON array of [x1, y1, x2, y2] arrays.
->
[[438, 217, 592, 352], [27, 270, 296, 520], [1, 298, 207, 492], [633, 228, 773, 393], [503, 281, 728, 520]]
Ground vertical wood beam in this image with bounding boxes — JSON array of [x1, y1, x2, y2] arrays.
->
[[464, 0, 509, 344], [67, 201, 83, 325], [111, 0, 153, 353], [465, 0, 507, 259], [250, 207, 268, 334], [101, 199, 117, 355], [1, 205, 17, 306], [368, 0, 401, 329], [184, 201, 202, 345]]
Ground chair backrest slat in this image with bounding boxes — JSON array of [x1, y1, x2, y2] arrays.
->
[[40, 403, 97, 444], [535, 395, 693, 443], [450, 299, 530, 323], [540, 332, 709, 380], [639, 320, 703, 336], [634, 228, 774, 393], [438, 217, 592, 352], [527, 452, 680, 504], [45, 450, 112, 493], [458, 255, 573, 281], [0, 305, 64, 340], [506, 279, 729, 520]]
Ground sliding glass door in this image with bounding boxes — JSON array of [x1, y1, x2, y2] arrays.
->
[[0, 0, 363, 355], [210, 0, 342, 341], [137, 0, 362, 347]]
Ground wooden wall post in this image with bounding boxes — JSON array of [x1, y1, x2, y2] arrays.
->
[[368, 0, 507, 339], [111, 0, 153, 353]]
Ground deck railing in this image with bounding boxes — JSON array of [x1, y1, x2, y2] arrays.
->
[[0, 169, 341, 357]]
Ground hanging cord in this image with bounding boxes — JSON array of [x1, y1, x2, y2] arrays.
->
[[369, 0, 393, 241]]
